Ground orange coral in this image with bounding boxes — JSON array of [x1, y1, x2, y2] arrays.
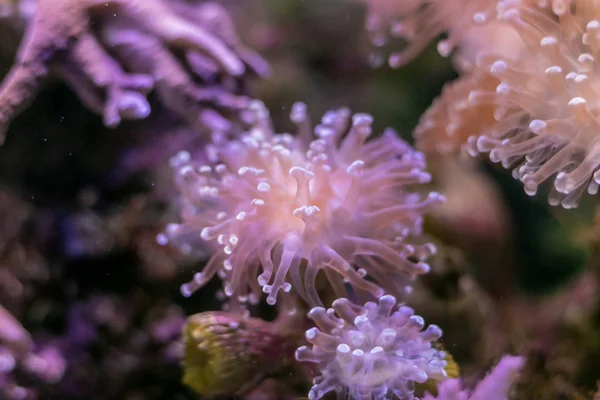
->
[[415, 71, 500, 155], [466, 1, 600, 207]]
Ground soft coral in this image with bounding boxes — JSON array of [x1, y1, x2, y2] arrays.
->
[[0, 0, 269, 143]]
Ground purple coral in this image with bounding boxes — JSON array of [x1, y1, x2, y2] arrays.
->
[[161, 100, 442, 307], [0, 306, 66, 400], [295, 295, 447, 400], [423, 355, 524, 400], [0, 0, 267, 142]]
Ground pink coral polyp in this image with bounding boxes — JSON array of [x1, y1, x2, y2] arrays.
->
[[296, 295, 447, 400], [162, 100, 442, 307]]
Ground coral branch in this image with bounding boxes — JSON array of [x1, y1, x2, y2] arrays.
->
[[0, 0, 266, 143]]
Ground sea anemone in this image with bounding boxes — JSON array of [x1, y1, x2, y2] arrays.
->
[[295, 294, 447, 400], [467, 1, 600, 208], [161, 100, 442, 307]]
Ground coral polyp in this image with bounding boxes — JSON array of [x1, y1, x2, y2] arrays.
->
[[466, 2, 600, 207], [162, 100, 442, 307], [295, 295, 447, 400]]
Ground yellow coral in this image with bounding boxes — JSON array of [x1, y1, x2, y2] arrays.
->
[[182, 312, 296, 397]]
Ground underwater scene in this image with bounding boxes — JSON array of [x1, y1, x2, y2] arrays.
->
[[0, 0, 599, 399]]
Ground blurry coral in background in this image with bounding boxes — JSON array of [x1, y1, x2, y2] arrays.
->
[[423, 355, 524, 400], [182, 310, 302, 398], [0, 0, 269, 143], [0, 305, 66, 400], [361, 0, 523, 69]]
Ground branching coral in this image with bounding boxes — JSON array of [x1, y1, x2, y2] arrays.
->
[[99, 1, 270, 132], [423, 355, 524, 400], [0, 0, 268, 143], [295, 295, 447, 400], [161, 100, 442, 307], [465, 1, 600, 207]]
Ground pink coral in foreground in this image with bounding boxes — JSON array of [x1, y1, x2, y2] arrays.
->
[[296, 295, 447, 400], [423, 355, 524, 400], [161, 100, 442, 307]]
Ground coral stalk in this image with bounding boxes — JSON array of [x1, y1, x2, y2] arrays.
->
[[182, 311, 299, 397]]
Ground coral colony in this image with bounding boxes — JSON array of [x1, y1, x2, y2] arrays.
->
[[7, 0, 600, 399]]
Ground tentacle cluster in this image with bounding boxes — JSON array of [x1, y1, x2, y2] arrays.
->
[[466, 1, 600, 207], [161, 100, 442, 307], [296, 295, 447, 400], [0, 305, 65, 400], [361, 0, 508, 68]]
